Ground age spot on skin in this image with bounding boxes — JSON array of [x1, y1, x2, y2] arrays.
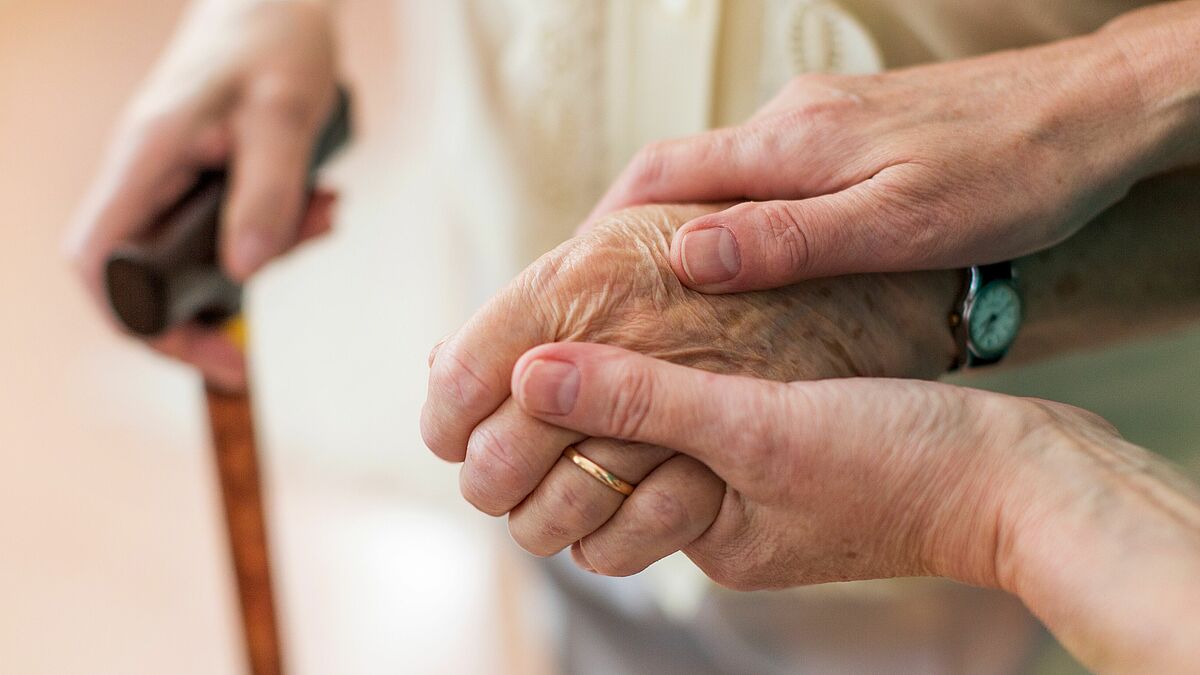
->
[[821, 335, 859, 376]]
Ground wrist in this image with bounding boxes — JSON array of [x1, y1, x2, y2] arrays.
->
[[911, 395, 1054, 588], [883, 270, 961, 379], [771, 270, 959, 381], [995, 416, 1200, 671]]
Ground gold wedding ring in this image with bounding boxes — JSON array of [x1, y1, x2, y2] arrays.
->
[[563, 446, 636, 496]]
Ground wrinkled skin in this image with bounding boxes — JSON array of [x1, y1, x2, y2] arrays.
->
[[423, 203, 958, 570]]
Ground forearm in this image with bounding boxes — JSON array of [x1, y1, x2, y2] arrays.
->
[[1000, 431, 1200, 673], [1101, 0, 1200, 174], [1010, 167, 1200, 362], [996, 2, 1200, 362]]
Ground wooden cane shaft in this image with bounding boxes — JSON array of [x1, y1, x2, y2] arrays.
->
[[205, 384, 284, 675]]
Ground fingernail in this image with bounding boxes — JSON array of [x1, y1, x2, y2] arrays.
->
[[680, 227, 740, 284], [233, 229, 274, 278], [519, 359, 579, 415]]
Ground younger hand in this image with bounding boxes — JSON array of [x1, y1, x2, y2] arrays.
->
[[511, 342, 1200, 675], [590, 25, 1176, 293], [512, 342, 1037, 588]]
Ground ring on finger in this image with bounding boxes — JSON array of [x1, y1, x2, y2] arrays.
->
[[563, 445, 637, 496]]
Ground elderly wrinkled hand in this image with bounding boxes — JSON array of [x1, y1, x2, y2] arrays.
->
[[423, 203, 957, 571], [63, 1, 340, 390], [511, 342, 1200, 674]]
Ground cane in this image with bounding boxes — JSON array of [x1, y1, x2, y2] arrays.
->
[[102, 89, 352, 675]]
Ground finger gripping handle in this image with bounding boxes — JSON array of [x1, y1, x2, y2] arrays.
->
[[104, 87, 353, 337]]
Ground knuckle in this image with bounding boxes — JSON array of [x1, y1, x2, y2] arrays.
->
[[606, 365, 655, 439], [430, 348, 495, 413], [780, 73, 852, 110], [459, 427, 527, 516], [540, 475, 611, 534], [624, 135, 691, 200], [245, 75, 322, 128], [757, 202, 812, 277], [623, 140, 677, 196], [511, 467, 620, 557], [633, 487, 690, 538], [515, 245, 573, 307]]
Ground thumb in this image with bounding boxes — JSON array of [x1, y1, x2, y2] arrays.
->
[[511, 342, 796, 485], [670, 177, 936, 292]]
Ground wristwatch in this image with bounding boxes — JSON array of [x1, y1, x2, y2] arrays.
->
[[949, 262, 1022, 370]]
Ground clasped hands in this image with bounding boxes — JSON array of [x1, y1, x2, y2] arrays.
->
[[423, 203, 1066, 590], [421, 20, 1196, 588]]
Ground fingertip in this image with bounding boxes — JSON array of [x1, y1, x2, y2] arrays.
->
[[676, 203, 813, 294], [513, 357, 580, 417], [190, 123, 233, 168], [224, 227, 278, 281], [510, 344, 556, 392], [571, 542, 597, 573], [511, 343, 570, 396], [510, 342, 618, 412]]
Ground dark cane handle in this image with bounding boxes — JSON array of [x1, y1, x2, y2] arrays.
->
[[103, 87, 352, 337]]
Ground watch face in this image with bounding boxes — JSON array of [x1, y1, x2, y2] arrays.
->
[[968, 280, 1022, 359]]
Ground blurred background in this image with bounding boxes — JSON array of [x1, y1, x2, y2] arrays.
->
[[2, 1, 1198, 674]]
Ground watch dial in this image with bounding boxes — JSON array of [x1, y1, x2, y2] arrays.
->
[[969, 281, 1022, 358]]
